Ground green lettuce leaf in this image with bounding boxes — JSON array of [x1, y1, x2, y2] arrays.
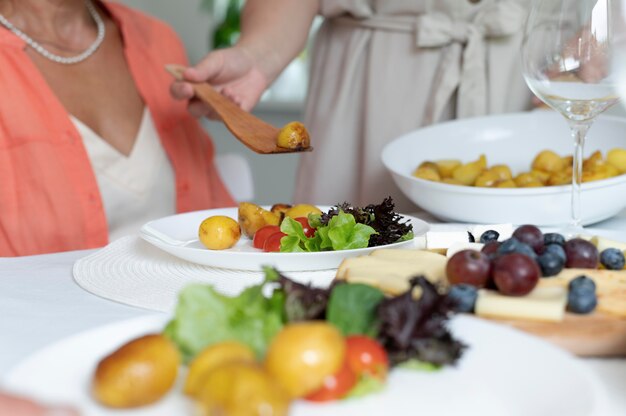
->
[[279, 211, 376, 253], [327, 283, 385, 337], [397, 359, 442, 372], [163, 282, 283, 362], [346, 374, 386, 399]]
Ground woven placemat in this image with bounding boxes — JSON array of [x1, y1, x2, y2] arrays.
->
[[73, 236, 335, 312]]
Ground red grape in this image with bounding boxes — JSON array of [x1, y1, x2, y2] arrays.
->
[[446, 250, 492, 288], [512, 225, 544, 254], [481, 241, 500, 259], [492, 253, 540, 296], [564, 238, 599, 269]]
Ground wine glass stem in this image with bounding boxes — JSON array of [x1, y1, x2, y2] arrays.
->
[[568, 120, 592, 230]]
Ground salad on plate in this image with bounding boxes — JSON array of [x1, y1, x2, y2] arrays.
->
[[91, 268, 464, 414]]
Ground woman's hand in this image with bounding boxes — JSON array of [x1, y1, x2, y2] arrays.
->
[[170, 0, 318, 120], [0, 392, 78, 416], [170, 46, 270, 119]]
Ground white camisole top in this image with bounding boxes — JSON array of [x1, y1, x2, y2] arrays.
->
[[70, 109, 176, 241]]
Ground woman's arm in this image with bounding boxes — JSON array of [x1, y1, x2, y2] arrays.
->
[[171, 0, 319, 118]]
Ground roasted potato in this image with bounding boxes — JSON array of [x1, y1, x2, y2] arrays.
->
[[412, 166, 441, 181], [514, 172, 536, 187], [532, 150, 565, 173], [529, 169, 550, 184], [285, 204, 322, 219], [489, 165, 513, 181], [435, 159, 461, 178], [271, 203, 292, 222], [607, 148, 626, 173], [452, 158, 485, 185], [238, 202, 280, 238], [474, 170, 500, 187], [417, 148, 625, 189], [495, 179, 517, 188], [93, 334, 180, 408], [277, 122, 310, 150]]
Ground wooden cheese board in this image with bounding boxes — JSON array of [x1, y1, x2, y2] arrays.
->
[[336, 249, 626, 357], [494, 312, 626, 357]]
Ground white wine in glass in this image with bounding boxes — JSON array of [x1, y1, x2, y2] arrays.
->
[[522, 0, 619, 235]]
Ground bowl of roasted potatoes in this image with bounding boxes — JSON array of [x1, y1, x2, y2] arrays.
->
[[382, 111, 626, 225]]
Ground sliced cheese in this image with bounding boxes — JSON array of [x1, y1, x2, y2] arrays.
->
[[446, 242, 484, 258], [369, 249, 447, 262], [475, 287, 567, 323], [590, 235, 626, 254], [336, 255, 446, 295], [538, 268, 626, 318]]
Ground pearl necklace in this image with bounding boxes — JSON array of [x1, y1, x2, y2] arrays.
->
[[0, 0, 105, 65]]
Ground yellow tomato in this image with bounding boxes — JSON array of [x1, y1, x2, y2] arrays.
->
[[197, 362, 290, 416], [265, 322, 345, 398], [185, 341, 256, 397], [199, 216, 241, 250]]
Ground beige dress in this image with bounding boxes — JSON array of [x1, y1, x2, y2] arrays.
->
[[294, 0, 531, 211]]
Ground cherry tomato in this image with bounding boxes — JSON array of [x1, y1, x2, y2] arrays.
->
[[304, 361, 357, 402], [263, 232, 286, 253], [345, 336, 389, 379], [252, 225, 281, 250], [294, 217, 316, 238]]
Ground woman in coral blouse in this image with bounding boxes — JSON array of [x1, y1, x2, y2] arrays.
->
[[0, 0, 234, 257]]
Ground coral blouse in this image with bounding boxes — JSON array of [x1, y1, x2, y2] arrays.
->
[[0, 2, 235, 257]]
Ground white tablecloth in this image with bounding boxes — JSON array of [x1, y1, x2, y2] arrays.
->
[[1, 233, 626, 414]]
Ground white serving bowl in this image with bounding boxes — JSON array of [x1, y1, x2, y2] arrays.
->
[[382, 111, 626, 226]]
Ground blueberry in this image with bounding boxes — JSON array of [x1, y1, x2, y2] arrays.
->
[[600, 248, 625, 270], [544, 233, 566, 246], [538, 252, 565, 277], [567, 291, 597, 314], [480, 230, 500, 244], [468, 231, 476, 243], [497, 238, 537, 260], [569, 275, 596, 295], [497, 238, 522, 255], [448, 284, 478, 313], [544, 244, 567, 263]]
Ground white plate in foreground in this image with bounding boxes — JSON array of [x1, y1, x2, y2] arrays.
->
[[139, 207, 427, 271], [2, 315, 609, 416]]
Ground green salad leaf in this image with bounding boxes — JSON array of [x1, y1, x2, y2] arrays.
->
[[326, 283, 385, 337], [346, 374, 386, 399], [280, 211, 377, 253], [163, 282, 284, 362], [397, 359, 441, 372]]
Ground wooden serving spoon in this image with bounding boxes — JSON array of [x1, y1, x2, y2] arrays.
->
[[166, 64, 312, 154]]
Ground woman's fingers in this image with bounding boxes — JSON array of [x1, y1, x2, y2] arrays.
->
[[170, 81, 195, 101], [184, 49, 227, 83], [187, 99, 222, 121], [0, 392, 78, 416]]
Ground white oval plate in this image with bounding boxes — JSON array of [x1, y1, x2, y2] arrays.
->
[[2, 315, 609, 416], [139, 207, 428, 271], [382, 111, 626, 226]]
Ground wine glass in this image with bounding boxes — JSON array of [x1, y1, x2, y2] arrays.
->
[[522, 0, 619, 236]]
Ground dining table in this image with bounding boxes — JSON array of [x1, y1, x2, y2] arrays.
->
[[1, 210, 626, 415]]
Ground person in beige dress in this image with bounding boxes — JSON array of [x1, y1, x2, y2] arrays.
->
[[172, 0, 532, 211]]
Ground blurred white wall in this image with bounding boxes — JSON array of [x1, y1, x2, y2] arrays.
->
[[116, 0, 303, 205]]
